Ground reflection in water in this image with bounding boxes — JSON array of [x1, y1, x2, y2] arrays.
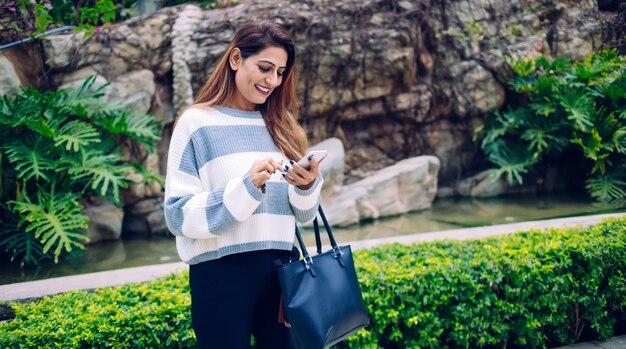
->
[[2, 193, 624, 285]]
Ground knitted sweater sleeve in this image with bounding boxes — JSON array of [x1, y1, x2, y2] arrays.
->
[[288, 174, 324, 223], [163, 116, 264, 239]]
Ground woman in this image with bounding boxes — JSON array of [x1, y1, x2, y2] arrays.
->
[[164, 21, 322, 349]]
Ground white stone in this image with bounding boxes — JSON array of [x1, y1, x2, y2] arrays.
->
[[0, 55, 22, 96], [43, 34, 76, 69], [316, 155, 440, 227], [111, 69, 156, 115], [310, 138, 345, 206]]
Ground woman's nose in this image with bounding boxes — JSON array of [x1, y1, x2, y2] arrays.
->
[[266, 73, 279, 87]]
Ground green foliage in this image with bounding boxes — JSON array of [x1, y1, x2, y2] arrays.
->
[[16, 0, 131, 37], [477, 50, 626, 201], [0, 272, 195, 348], [2, 217, 625, 348], [340, 217, 626, 348], [0, 77, 161, 267], [14, 0, 238, 38]]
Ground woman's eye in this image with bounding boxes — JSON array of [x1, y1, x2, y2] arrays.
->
[[259, 66, 271, 73], [278, 71, 284, 76]]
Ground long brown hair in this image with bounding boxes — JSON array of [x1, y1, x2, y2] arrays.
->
[[183, 21, 307, 160]]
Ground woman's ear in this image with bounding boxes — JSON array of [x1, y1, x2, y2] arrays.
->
[[229, 48, 242, 71]]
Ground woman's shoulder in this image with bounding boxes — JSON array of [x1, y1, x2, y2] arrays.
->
[[177, 104, 222, 127]]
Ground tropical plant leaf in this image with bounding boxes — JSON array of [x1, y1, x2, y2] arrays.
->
[[68, 149, 130, 201], [3, 134, 55, 182], [54, 120, 101, 152], [613, 128, 626, 154], [486, 143, 537, 185], [529, 96, 556, 117], [557, 91, 594, 131], [11, 188, 88, 263], [0, 225, 46, 267], [96, 109, 161, 151], [571, 129, 604, 162], [586, 175, 626, 201]]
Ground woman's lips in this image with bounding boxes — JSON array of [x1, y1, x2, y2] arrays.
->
[[255, 84, 270, 96]]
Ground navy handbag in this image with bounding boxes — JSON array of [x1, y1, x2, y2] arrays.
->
[[277, 206, 370, 349]]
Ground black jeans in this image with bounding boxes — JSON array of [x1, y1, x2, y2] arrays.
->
[[189, 249, 294, 349]]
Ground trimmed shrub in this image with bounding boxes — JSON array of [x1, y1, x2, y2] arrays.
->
[[1, 217, 625, 348]]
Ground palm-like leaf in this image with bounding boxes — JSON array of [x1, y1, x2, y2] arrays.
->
[[96, 110, 161, 151], [11, 188, 88, 263], [68, 149, 131, 201], [613, 128, 626, 154], [586, 175, 626, 201], [0, 224, 46, 266], [571, 129, 604, 162], [486, 143, 537, 185], [54, 120, 101, 152], [557, 91, 594, 131], [3, 134, 55, 181]]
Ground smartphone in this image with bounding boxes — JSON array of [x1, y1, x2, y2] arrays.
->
[[297, 150, 328, 170]]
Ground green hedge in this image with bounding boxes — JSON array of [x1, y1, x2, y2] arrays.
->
[[1, 217, 625, 348]]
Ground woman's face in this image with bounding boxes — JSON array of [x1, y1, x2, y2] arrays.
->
[[229, 46, 288, 111]]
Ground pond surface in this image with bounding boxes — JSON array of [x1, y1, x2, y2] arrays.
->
[[1, 192, 624, 285]]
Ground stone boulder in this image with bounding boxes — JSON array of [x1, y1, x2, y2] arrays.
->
[[112, 69, 156, 115], [321, 155, 440, 227], [310, 138, 345, 206], [122, 197, 169, 238], [0, 55, 22, 96], [83, 202, 124, 244]]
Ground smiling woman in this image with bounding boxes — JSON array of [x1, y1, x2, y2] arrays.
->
[[230, 46, 288, 108], [164, 21, 323, 349]]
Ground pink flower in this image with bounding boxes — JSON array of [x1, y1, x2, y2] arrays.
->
[[534, 40, 543, 52], [94, 27, 101, 33], [43, 2, 52, 9]]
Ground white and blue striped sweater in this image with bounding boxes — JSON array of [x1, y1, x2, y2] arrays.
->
[[164, 106, 323, 265]]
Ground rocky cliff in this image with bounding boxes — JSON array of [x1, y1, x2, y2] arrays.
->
[[4, 0, 624, 187]]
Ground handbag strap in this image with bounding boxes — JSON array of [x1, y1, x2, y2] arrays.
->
[[314, 206, 339, 251], [294, 206, 340, 259], [313, 218, 322, 255]]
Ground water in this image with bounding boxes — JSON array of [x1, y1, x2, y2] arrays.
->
[[1, 193, 624, 285]]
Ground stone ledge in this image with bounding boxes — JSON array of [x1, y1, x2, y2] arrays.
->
[[0, 262, 186, 302]]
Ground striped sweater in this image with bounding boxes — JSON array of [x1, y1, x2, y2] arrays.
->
[[164, 106, 323, 265]]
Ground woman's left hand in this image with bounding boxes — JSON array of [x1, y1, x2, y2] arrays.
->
[[283, 159, 319, 190]]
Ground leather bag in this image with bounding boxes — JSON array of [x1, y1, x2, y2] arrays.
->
[[277, 206, 370, 349]]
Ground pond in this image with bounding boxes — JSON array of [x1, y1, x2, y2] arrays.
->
[[1, 192, 624, 285]]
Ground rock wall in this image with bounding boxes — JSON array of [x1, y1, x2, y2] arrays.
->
[[34, 0, 622, 185], [2, 0, 623, 191]]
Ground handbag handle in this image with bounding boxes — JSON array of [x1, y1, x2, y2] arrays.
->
[[294, 206, 343, 273]]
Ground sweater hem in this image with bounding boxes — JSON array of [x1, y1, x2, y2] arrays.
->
[[185, 240, 295, 265]]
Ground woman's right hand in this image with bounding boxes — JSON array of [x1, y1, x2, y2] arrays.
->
[[250, 157, 284, 188]]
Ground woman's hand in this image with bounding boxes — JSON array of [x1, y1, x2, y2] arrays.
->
[[283, 159, 319, 190], [251, 157, 283, 189]]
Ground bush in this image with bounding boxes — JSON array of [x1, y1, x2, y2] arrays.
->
[[1, 217, 625, 348], [0, 77, 161, 267], [476, 49, 626, 202]]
